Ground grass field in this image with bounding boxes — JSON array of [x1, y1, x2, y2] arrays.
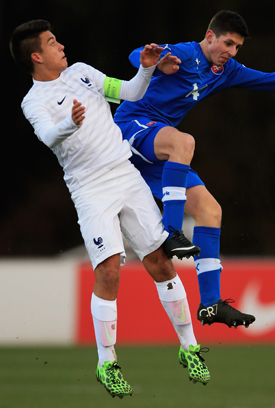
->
[[0, 345, 274, 408]]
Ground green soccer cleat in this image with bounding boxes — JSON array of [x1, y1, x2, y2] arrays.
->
[[96, 360, 133, 398], [179, 344, 210, 385]]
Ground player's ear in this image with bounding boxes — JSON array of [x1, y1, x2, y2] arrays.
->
[[31, 52, 43, 64], [205, 30, 215, 44]]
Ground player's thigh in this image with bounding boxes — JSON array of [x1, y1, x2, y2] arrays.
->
[[154, 126, 194, 161], [119, 166, 168, 260], [71, 178, 126, 270]]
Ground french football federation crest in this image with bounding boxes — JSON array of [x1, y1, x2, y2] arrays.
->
[[81, 77, 92, 87], [93, 237, 104, 249]]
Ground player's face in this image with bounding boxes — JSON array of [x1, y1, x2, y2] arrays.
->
[[205, 31, 244, 66], [35, 31, 68, 78]]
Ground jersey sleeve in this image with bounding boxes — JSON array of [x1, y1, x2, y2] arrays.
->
[[169, 42, 196, 62], [119, 64, 156, 101], [81, 63, 106, 95], [22, 97, 80, 149], [225, 59, 275, 91], [128, 47, 144, 68]]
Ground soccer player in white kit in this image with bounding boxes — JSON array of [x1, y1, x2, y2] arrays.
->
[[10, 20, 210, 398]]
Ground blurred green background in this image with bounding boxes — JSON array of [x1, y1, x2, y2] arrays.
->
[[1, 345, 274, 408]]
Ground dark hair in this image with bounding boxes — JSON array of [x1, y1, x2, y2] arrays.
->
[[10, 20, 52, 74], [208, 10, 249, 38]]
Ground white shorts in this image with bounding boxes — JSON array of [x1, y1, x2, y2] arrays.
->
[[71, 160, 168, 269]]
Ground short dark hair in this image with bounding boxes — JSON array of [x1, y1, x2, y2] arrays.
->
[[208, 10, 249, 38], [10, 20, 52, 74]]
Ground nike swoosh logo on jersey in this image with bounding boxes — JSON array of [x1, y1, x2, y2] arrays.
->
[[103, 321, 115, 344], [57, 96, 66, 105], [239, 281, 275, 334]]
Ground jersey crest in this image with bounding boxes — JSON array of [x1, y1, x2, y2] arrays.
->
[[81, 77, 93, 87], [211, 65, 224, 76]]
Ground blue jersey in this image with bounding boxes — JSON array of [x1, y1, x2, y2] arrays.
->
[[115, 41, 275, 127], [114, 41, 275, 199]]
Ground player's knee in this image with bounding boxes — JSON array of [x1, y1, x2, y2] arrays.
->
[[183, 133, 195, 152], [94, 259, 120, 295], [170, 132, 195, 162], [143, 247, 176, 282], [101, 266, 120, 287], [207, 200, 222, 227], [193, 197, 222, 227]]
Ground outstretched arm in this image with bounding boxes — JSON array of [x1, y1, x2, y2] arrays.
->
[[104, 43, 164, 103]]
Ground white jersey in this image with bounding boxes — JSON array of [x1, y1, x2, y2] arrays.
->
[[22, 62, 155, 192]]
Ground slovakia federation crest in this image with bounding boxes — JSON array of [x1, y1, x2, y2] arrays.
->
[[211, 64, 224, 76]]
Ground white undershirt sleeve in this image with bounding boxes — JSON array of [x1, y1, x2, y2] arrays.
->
[[36, 115, 80, 149], [22, 101, 80, 149], [119, 64, 156, 101]]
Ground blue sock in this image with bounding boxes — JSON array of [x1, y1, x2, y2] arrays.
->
[[193, 226, 222, 306], [162, 161, 190, 238]]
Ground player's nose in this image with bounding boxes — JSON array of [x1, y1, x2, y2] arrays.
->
[[229, 46, 238, 57], [58, 42, 65, 52]]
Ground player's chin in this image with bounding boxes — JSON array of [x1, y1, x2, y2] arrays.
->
[[61, 60, 68, 70]]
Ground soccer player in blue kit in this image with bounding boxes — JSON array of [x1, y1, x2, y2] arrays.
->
[[114, 10, 275, 329]]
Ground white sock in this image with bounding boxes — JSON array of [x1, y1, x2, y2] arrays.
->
[[155, 274, 197, 349], [91, 293, 117, 367]]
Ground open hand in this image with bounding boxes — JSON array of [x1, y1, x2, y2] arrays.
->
[[140, 43, 164, 68], [157, 52, 181, 75], [72, 99, 85, 126]]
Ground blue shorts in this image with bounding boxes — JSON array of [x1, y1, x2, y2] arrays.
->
[[117, 117, 204, 200]]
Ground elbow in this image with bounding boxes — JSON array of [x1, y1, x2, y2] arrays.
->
[[43, 137, 60, 149], [127, 90, 146, 102]]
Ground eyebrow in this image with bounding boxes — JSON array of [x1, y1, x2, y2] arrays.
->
[[224, 39, 243, 48], [47, 35, 56, 43]]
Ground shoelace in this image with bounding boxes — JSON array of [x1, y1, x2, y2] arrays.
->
[[223, 298, 236, 307], [195, 347, 210, 364], [167, 226, 191, 245], [107, 362, 122, 383]]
